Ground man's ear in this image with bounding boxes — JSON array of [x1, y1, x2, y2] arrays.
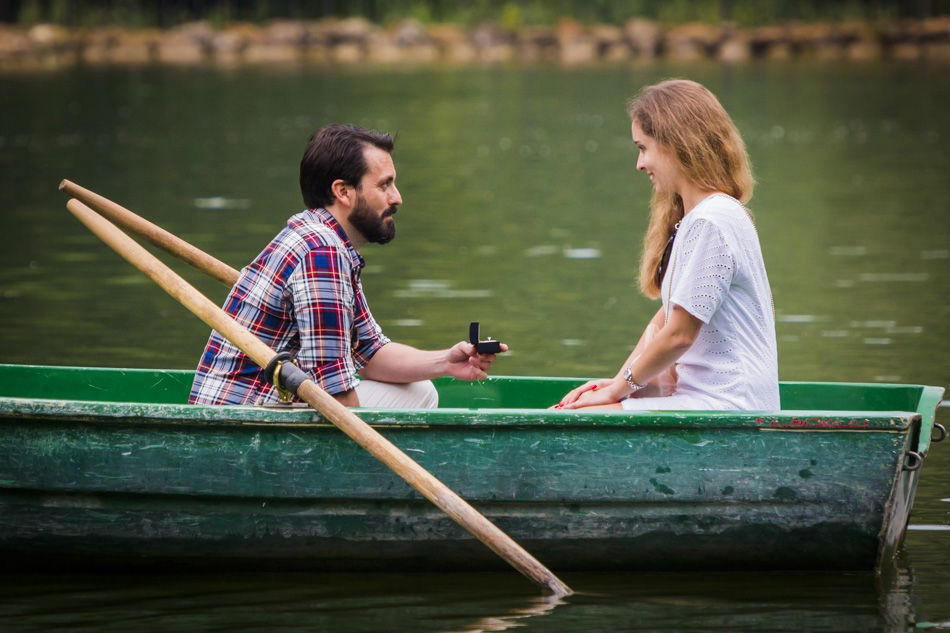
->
[[331, 179, 351, 206]]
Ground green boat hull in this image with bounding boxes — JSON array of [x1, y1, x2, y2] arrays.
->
[[0, 364, 943, 572]]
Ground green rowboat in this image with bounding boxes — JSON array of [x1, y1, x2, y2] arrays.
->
[[0, 363, 943, 572]]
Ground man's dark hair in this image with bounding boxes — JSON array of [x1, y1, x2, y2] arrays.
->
[[300, 124, 395, 209]]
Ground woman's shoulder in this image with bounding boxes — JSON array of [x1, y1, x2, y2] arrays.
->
[[693, 193, 745, 217], [687, 194, 752, 232]]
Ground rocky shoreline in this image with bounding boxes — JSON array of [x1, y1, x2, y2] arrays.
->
[[2, 16, 949, 71]]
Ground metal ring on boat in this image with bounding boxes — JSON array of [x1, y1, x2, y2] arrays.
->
[[932, 423, 947, 443], [903, 451, 923, 471]]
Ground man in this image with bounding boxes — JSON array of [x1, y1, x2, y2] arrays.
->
[[189, 124, 505, 408]]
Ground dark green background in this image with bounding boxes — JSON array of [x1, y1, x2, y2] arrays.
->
[[1, 60, 948, 630]]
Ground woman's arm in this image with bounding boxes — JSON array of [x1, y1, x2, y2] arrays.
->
[[557, 304, 702, 409], [555, 307, 666, 408], [612, 306, 667, 381]]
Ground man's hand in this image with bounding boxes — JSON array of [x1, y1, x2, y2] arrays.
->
[[444, 340, 509, 381]]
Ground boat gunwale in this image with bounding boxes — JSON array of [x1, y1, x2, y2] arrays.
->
[[0, 364, 939, 434], [0, 394, 919, 432]]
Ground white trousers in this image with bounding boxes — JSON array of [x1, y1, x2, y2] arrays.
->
[[355, 379, 439, 409]]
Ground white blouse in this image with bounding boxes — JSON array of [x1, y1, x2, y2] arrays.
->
[[623, 193, 779, 411]]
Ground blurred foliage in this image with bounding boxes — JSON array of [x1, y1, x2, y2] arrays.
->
[[1, 0, 947, 27]]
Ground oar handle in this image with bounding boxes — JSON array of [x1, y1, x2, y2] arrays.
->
[[59, 179, 240, 287], [64, 198, 572, 598]]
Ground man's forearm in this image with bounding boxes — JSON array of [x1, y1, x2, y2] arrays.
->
[[360, 342, 446, 383]]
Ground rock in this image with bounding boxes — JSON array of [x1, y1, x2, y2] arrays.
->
[[303, 19, 334, 46], [155, 21, 213, 64], [624, 18, 662, 59], [878, 19, 914, 50], [767, 42, 793, 60], [559, 37, 596, 65], [665, 22, 722, 61], [368, 19, 439, 64], [366, 38, 400, 64], [367, 38, 438, 65], [719, 31, 751, 63], [112, 29, 161, 64], [174, 21, 215, 45], [428, 24, 476, 63], [0, 26, 30, 56], [749, 23, 785, 55], [265, 20, 306, 46], [891, 41, 922, 60], [332, 17, 379, 44], [517, 25, 558, 63], [471, 21, 516, 62], [325, 17, 379, 64], [391, 19, 428, 47], [28, 23, 72, 47], [243, 20, 306, 63], [590, 24, 629, 62], [924, 41, 950, 59], [834, 20, 881, 61], [920, 17, 950, 58], [79, 27, 118, 64], [211, 24, 252, 64], [0, 26, 38, 70], [332, 42, 365, 64], [787, 21, 843, 58], [919, 15, 950, 41], [0, 17, 943, 69], [555, 18, 596, 65], [847, 38, 883, 61], [26, 23, 80, 67], [837, 20, 877, 42], [299, 20, 333, 63], [156, 36, 200, 64]]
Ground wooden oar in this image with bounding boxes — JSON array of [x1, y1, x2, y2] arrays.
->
[[59, 179, 239, 287], [64, 197, 572, 598]]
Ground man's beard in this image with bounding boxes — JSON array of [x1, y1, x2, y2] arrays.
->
[[348, 195, 396, 245]]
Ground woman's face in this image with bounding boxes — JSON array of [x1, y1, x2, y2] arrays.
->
[[632, 119, 682, 195]]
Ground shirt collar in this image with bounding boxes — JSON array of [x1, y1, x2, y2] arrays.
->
[[307, 207, 366, 271]]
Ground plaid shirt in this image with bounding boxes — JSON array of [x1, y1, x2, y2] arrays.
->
[[189, 208, 390, 405]]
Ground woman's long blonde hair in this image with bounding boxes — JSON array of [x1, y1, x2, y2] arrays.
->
[[627, 79, 754, 299]]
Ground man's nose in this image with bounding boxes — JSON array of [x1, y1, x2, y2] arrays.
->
[[390, 185, 403, 206]]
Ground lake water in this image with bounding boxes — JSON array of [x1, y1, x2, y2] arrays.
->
[[0, 61, 948, 631]]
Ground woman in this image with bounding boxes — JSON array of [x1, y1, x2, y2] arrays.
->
[[556, 79, 778, 411]]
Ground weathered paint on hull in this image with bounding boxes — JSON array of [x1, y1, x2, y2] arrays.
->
[[0, 365, 943, 572], [0, 492, 883, 571]]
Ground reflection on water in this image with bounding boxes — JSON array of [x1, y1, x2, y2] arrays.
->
[[446, 594, 564, 633], [393, 279, 495, 300], [192, 197, 252, 210], [0, 566, 926, 633]]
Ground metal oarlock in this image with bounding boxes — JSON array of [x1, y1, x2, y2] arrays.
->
[[903, 451, 923, 471], [932, 423, 947, 443]]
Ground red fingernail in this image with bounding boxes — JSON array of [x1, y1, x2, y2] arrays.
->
[[591, 385, 598, 390]]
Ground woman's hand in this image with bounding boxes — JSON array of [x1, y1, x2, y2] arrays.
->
[[552, 378, 623, 409]]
